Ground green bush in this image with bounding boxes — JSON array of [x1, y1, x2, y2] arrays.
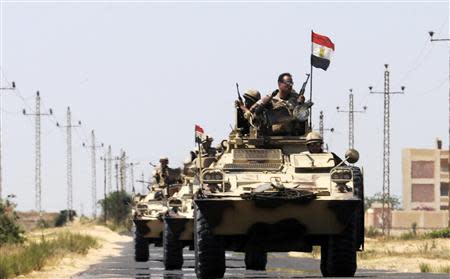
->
[[98, 190, 131, 227], [0, 199, 25, 245], [365, 226, 382, 238], [425, 228, 450, 239], [419, 263, 431, 273], [54, 210, 77, 227], [0, 232, 98, 279]]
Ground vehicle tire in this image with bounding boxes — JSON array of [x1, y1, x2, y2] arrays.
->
[[134, 229, 149, 262], [163, 218, 184, 270], [244, 251, 267, 270], [194, 204, 225, 279], [320, 244, 329, 277], [324, 213, 357, 277], [351, 166, 365, 250]]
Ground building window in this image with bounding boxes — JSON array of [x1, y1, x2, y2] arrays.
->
[[441, 182, 449, 196], [411, 161, 435, 178], [411, 184, 434, 202], [441, 205, 449, 211], [441, 158, 449, 172]]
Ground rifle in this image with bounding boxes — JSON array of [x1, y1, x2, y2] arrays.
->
[[298, 73, 311, 96], [236, 82, 243, 103]]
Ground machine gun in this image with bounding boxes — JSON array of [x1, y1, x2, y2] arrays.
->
[[297, 73, 310, 103], [236, 82, 243, 103]]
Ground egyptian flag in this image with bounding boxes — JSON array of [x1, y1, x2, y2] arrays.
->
[[195, 124, 205, 143], [311, 31, 335, 71]]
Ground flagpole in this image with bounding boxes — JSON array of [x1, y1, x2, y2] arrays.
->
[[309, 30, 314, 130]]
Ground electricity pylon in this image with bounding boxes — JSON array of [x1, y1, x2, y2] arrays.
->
[[370, 64, 405, 235]]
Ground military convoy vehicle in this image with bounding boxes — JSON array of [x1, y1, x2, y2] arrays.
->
[[163, 184, 197, 270], [131, 190, 168, 262], [192, 105, 364, 278]]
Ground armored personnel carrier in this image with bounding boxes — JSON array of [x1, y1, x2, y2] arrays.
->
[[132, 190, 168, 262], [162, 147, 217, 270], [193, 102, 364, 278]]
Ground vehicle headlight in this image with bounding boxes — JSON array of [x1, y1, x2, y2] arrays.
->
[[331, 169, 352, 183], [168, 199, 182, 208], [202, 171, 223, 183]]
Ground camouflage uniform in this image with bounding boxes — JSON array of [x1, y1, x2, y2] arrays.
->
[[152, 157, 182, 189], [251, 89, 307, 136]]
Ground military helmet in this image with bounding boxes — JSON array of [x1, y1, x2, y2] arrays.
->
[[159, 157, 169, 163], [243, 89, 261, 103], [306, 131, 323, 144]]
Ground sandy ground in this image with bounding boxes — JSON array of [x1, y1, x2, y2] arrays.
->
[[17, 223, 132, 279], [289, 237, 450, 273]]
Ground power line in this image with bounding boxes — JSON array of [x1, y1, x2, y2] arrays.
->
[[56, 107, 81, 221], [428, 30, 450, 227], [83, 130, 103, 218], [22, 91, 53, 218], [337, 89, 367, 150], [370, 64, 405, 236], [0, 80, 15, 200]]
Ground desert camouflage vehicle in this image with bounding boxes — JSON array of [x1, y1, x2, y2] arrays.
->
[[132, 190, 167, 262], [193, 105, 364, 278], [162, 149, 215, 270], [163, 184, 198, 270]]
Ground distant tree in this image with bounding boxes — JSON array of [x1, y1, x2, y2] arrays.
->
[[364, 192, 401, 212], [54, 210, 77, 227], [0, 198, 25, 245], [98, 190, 131, 226]]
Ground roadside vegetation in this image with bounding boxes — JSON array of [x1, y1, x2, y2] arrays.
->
[[0, 232, 99, 279], [0, 198, 101, 279], [98, 190, 132, 232]]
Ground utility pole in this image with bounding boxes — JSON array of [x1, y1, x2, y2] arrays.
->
[[128, 162, 140, 193], [23, 91, 53, 218], [0, 80, 15, 200], [107, 145, 112, 193], [318, 111, 334, 143], [100, 155, 107, 224], [140, 172, 145, 193], [119, 149, 128, 191], [83, 131, 103, 218], [56, 107, 81, 221], [370, 65, 405, 235], [337, 89, 367, 149], [429, 31, 450, 226]]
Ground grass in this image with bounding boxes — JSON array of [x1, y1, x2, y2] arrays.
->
[[0, 232, 99, 279], [419, 263, 450, 274]]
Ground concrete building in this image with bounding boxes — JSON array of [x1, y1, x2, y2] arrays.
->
[[402, 139, 449, 212], [365, 140, 449, 231]]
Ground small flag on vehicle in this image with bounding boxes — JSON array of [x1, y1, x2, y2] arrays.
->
[[195, 124, 205, 143], [311, 31, 335, 71]]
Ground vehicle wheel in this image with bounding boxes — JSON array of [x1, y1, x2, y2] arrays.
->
[[194, 204, 225, 279], [324, 214, 357, 277], [163, 218, 184, 270], [134, 229, 149, 262], [244, 251, 267, 270], [320, 244, 329, 277], [351, 166, 365, 250]]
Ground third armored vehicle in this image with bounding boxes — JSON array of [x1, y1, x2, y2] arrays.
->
[[193, 102, 364, 278]]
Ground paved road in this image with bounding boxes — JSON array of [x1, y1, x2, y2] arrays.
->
[[75, 239, 448, 279]]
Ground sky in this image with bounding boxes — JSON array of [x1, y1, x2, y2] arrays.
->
[[0, 0, 449, 214]]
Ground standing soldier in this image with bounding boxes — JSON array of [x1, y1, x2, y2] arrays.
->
[[235, 89, 261, 134], [152, 157, 182, 190]]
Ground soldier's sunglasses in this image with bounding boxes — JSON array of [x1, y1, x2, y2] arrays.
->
[[281, 80, 293, 86]]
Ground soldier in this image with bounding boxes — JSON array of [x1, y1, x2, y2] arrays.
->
[[250, 73, 310, 136], [305, 132, 324, 153], [235, 89, 261, 134], [152, 157, 182, 188]]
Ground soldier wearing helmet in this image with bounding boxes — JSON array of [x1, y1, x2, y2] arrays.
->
[[235, 89, 261, 134], [305, 131, 324, 153], [249, 73, 311, 136], [152, 157, 182, 189]]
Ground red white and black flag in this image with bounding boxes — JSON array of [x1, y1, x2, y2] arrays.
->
[[311, 31, 335, 71], [195, 124, 205, 143]]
